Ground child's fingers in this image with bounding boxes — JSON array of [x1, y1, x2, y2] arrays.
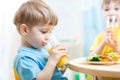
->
[[51, 44, 67, 54], [58, 50, 67, 54], [59, 51, 68, 57], [54, 45, 66, 51], [108, 38, 114, 44], [105, 29, 114, 34], [105, 31, 115, 38], [65, 53, 69, 58], [104, 38, 110, 44], [107, 35, 117, 45], [104, 34, 113, 43]]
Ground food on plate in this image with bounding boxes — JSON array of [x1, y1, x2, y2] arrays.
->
[[86, 52, 119, 62]]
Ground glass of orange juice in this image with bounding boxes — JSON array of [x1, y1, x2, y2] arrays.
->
[[106, 16, 118, 36], [47, 35, 69, 71]]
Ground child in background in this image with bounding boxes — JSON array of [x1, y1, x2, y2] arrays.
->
[[90, 0, 120, 56], [13, 0, 68, 80]]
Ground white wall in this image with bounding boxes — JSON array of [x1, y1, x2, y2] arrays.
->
[[44, 0, 82, 38], [0, 0, 27, 80]]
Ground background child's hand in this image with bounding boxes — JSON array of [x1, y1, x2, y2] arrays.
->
[[103, 27, 118, 50], [49, 44, 68, 65]]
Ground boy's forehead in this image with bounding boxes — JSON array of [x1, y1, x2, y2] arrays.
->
[[39, 25, 54, 32], [103, 0, 120, 8], [36, 24, 54, 29], [103, 0, 120, 5]]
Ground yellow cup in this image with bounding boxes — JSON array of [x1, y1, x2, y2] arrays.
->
[[47, 48, 69, 70], [109, 25, 118, 38]]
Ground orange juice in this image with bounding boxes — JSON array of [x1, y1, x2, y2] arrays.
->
[[47, 48, 69, 70], [107, 16, 118, 38], [109, 25, 118, 38]]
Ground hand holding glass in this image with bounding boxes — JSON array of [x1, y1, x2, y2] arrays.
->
[[47, 35, 69, 71]]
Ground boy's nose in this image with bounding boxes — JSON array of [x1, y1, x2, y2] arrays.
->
[[45, 34, 50, 41], [45, 36, 49, 41]]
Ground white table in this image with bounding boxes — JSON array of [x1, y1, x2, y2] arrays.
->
[[69, 58, 120, 80]]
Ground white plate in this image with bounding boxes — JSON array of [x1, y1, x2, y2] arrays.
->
[[80, 58, 120, 65], [84, 61, 119, 65]]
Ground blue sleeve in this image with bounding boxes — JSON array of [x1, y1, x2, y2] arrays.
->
[[17, 56, 41, 80]]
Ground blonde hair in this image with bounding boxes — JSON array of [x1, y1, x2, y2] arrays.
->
[[102, 0, 120, 8], [13, 0, 58, 32]]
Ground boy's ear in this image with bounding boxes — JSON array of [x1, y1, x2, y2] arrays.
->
[[19, 24, 30, 35]]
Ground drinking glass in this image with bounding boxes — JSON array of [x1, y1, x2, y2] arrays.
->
[[47, 35, 69, 71]]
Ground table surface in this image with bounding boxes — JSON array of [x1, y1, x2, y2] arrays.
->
[[69, 58, 120, 78]]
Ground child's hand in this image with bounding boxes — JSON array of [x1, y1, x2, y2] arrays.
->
[[103, 27, 118, 50], [48, 44, 68, 65]]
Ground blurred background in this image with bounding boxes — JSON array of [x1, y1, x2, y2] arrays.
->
[[0, 0, 106, 80]]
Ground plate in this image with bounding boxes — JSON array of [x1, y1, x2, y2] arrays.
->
[[84, 61, 119, 65], [80, 58, 120, 65]]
